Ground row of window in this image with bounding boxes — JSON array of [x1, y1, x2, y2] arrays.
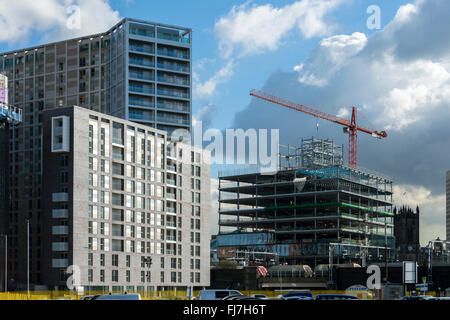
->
[[87, 269, 200, 284]]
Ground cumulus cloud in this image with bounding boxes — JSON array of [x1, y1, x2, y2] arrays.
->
[[192, 103, 218, 129], [193, 59, 235, 99], [0, 0, 120, 45], [294, 32, 368, 87], [215, 0, 345, 58], [230, 0, 450, 240]]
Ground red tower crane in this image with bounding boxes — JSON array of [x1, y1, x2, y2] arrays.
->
[[250, 89, 387, 169]]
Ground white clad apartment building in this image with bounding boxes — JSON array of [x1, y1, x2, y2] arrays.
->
[[41, 106, 210, 293]]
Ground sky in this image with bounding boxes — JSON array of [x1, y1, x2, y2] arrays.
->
[[0, 0, 448, 245]]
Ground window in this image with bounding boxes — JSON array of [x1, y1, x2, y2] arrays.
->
[[126, 255, 131, 268], [112, 270, 119, 282], [100, 269, 105, 282], [112, 254, 119, 267], [88, 269, 93, 282], [100, 254, 105, 266], [126, 270, 131, 282], [171, 272, 176, 283], [160, 257, 164, 268]]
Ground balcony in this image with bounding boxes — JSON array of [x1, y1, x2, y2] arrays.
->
[[167, 178, 176, 187], [52, 209, 69, 219], [52, 259, 69, 268], [129, 43, 154, 55], [157, 101, 189, 113], [167, 206, 176, 214], [157, 62, 189, 73], [166, 164, 176, 172], [130, 84, 155, 95], [157, 75, 189, 86], [167, 192, 176, 201], [130, 57, 154, 68], [52, 226, 69, 235], [52, 242, 69, 252], [166, 235, 176, 242], [157, 115, 190, 126], [157, 48, 189, 60], [157, 32, 190, 44], [157, 88, 189, 100], [52, 192, 68, 202]]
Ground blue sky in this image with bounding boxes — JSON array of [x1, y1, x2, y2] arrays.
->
[[0, 0, 448, 243]]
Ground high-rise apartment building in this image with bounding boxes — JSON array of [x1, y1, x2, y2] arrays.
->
[[0, 18, 193, 290], [41, 106, 209, 292]]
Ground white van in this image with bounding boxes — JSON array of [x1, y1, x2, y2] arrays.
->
[[91, 293, 142, 300], [196, 290, 242, 300]]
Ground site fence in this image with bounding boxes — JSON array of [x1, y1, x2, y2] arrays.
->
[[0, 290, 440, 300]]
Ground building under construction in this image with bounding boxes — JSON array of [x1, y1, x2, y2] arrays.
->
[[217, 137, 395, 268]]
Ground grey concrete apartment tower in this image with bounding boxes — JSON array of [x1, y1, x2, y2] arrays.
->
[[0, 18, 193, 290], [41, 106, 209, 292]]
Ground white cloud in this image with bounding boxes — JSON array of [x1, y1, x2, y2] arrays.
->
[[378, 60, 450, 130], [0, 0, 120, 44], [393, 184, 445, 245], [294, 32, 368, 87], [215, 0, 344, 58], [193, 59, 235, 99]]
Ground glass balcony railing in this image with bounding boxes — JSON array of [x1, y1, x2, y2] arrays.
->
[[157, 88, 189, 99], [129, 43, 154, 54], [157, 75, 189, 86], [157, 62, 189, 73], [157, 48, 189, 60], [157, 101, 189, 113], [167, 178, 176, 186], [157, 32, 190, 44], [158, 116, 190, 125], [167, 207, 176, 214], [129, 71, 154, 82], [130, 85, 155, 95], [167, 193, 176, 200], [167, 164, 176, 172], [129, 27, 155, 38], [129, 113, 155, 122], [130, 57, 154, 68], [129, 97, 154, 108]]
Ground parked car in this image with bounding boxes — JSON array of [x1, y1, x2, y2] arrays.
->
[[91, 293, 142, 300], [80, 295, 95, 300], [315, 294, 360, 300], [278, 291, 314, 300], [251, 294, 268, 299], [282, 296, 314, 300], [196, 290, 243, 300], [397, 295, 436, 301], [222, 294, 246, 300]]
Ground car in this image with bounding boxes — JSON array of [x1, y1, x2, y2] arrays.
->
[[278, 291, 314, 299], [251, 294, 268, 299], [80, 295, 95, 300], [397, 295, 436, 301], [196, 290, 243, 300], [315, 294, 360, 300], [222, 294, 246, 300], [282, 296, 314, 300], [91, 293, 142, 300]]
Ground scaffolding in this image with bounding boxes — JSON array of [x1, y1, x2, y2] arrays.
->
[[218, 137, 394, 268]]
